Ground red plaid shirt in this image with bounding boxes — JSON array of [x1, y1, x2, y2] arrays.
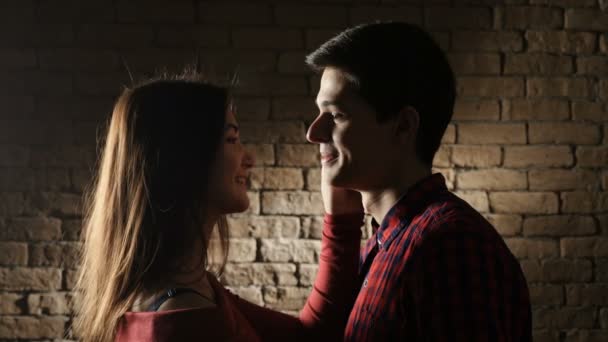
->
[[344, 173, 532, 341]]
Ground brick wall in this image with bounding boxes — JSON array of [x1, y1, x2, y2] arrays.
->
[[0, 0, 607, 341]]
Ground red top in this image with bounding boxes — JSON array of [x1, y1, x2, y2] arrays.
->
[[115, 213, 364, 342], [345, 174, 532, 341]]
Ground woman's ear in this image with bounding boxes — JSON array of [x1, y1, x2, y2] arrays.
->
[[393, 105, 420, 145]]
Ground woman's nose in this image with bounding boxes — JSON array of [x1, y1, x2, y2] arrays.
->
[[243, 149, 255, 169]]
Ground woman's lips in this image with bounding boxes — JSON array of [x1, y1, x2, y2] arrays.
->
[[320, 153, 338, 163]]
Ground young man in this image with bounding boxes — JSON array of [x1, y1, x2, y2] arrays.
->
[[306, 22, 532, 341]]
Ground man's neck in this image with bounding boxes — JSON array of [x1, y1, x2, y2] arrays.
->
[[362, 167, 431, 227]]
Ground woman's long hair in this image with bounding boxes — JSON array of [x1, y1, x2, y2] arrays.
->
[[73, 74, 231, 342]]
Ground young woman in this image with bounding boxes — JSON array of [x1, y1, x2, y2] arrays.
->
[[73, 73, 364, 342]]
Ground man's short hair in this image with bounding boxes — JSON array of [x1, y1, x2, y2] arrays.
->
[[306, 22, 456, 167]]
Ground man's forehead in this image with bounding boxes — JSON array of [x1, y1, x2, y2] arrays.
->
[[317, 67, 353, 107]]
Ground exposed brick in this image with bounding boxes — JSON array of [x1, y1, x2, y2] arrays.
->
[[116, 1, 194, 23], [29, 242, 80, 268], [490, 192, 558, 214], [38, 48, 118, 71], [0, 242, 27, 266], [505, 54, 572, 75], [263, 286, 310, 311], [0, 71, 72, 95], [448, 53, 501, 75], [241, 122, 306, 144], [565, 330, 608, 342], [225, 286, 263, 305], [0, 316, 67, 339], [457, 77, 524, 97], [453, 191, 489, 213], [561, 191, 608, 213], [233, 97, 270, 121], [0, 95, 35, 119], [565, 9, 608, 30], [530, 0, 596, 6], [529, 284, 564, 306], [249, 167, 264, 190], [529, 169, 599, 191], [0, 48, 36, 69], [600, 80, 608, 101], [36, 0, 114, 23], [155, 27, 230, 48], [199, 3, 272, 25], [504, 146, 573, 168], [578, 56, 608, 76], [24, 192, 82, 216], [457, 169, 526, 190], [198, 51, 276, 74], [61, 219, 81, 241], [561, 237, 608, 257], [425, 7, 492, 29], [567, 284, 608, 305], [441, 124, 456, 144], [233, 28, 303, 49], [458, 123, 526, 144], [223, 263, 297, 286], [277, 144, 319, 167], [245, 144, 274, 166], [0, 23, 74, 47], [534, 306, 595, 329], [262, 191, 323, 215], [305, 29, 342, 49], [523, 215, 596, 236], [301, 216, 324, 239], [598, 258, 608, 282], [572, 101, 608, 121], [299, 264, 319, 286], [505, 99, 570, 121], [0, 267, 61, 291], [526, 30, 597, 54], [529, 122, 600, 145], [505, 238, 559, 258], [349, 6, 422, 26], [2, 217, 61, 241], [235, 74, 308, 96], [541, 259, 592, 282], [0, 293, 23, 314], [271, 97, 317, 121], [64, 269, 78, 290], [260, 239, 320, 263], [209, 238, 256, 263], [520, 259, 542, 282], [228, 215, 300, 239], [305, 168, 321, 191], [504, 7, 563, 29], [27, 292, 72, 315], [0, 168, 38, 191], [533, 329, 559, 342], [0, 1, 35, 24], [278, 51, 309, 75], [0, 192, 25, 216], [451, 146, 501, 168], [76, 24, 155, 48], [452, 99, 500, 121], [452, 31, 523, 52], [484, 214, 522, 236], [262, 168, 304, 190], [527, 77, 591, 98], [275, 5, 347, 27]]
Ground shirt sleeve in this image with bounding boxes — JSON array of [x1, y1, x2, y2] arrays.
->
[[406, 220, 532, 342], [232, 212, 364, 341]]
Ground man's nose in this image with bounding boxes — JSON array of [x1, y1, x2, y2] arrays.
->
[[306, 113, 332, 144]]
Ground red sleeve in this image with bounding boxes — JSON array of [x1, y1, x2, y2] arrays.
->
[[407, 222, 532, 342], [233, 212, 364, 341]]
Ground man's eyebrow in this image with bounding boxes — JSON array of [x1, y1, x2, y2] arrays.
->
[[225, 123, 239, 133]]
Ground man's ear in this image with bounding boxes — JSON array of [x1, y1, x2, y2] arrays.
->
[[393, 105, 420, 145]]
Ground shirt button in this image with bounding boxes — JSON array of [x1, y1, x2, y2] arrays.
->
[[363, 278, 368, 288]]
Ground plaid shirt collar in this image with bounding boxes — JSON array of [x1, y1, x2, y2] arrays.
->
[[370, 173, 448, 251]]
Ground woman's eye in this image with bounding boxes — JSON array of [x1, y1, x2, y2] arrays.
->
[[226, 137, 239, 143]]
